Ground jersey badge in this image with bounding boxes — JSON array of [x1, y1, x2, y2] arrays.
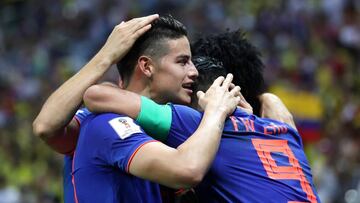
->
[[109, 117, 142, 139]]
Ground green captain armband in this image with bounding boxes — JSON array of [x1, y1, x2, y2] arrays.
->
[[136, 96, 172, 142]]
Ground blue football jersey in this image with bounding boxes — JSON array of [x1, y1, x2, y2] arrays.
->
[[64, 108, 91, 203], [71, 112, 161, 203], [142, 104, 320, 203], [64, 108, 161, 203]]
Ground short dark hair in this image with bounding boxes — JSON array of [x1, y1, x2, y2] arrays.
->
[[191, 56, 226, 109], [192, 56, 226, 92], [117, 15, 187, 86], [191, 29, 265, 115]]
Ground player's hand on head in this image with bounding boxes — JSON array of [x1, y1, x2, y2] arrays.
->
[[197, 74, 241, 116], [100, 14, 159, 64]]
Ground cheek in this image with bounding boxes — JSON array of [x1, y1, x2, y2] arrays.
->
[[156, 63, 186, 88], [164, 69, 185, 84], [156, 74, 180, 92]]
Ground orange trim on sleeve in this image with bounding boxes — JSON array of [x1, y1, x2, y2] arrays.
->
[[175, 188, 186, 196], [175, 188, 195, 197], [71, 152, 79, 203], [73, 116, 81, 127], [126, 140, 160, 173]]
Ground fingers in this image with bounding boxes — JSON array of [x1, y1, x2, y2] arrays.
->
[[237, 93, 253, 114], [238, 95, 251, 108], [229, 83, 239, 91], [221, 74, 233, 90], [239, 92, 249, 106], [134, 24, 152, 38], [196, 91, 205, 99], [135, 14, 159, 30], [238, 99, 251, 109], [230, 86, 241, 96], [231, 89, 252, 114], [126, 14, 159, 33], [211, 76, 225, 87], [238, 92, 246, 101], [125, 14, 159, 25], [237, 106, 253, 114], [235, 96, 242, 106]]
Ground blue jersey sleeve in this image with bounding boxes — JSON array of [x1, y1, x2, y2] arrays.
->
[[74, 108, 91, 125], [165, 104, 202, 148], [134, 97, 203, 148], [85, 113, 157, 173]]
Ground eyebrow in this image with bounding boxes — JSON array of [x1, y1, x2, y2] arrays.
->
[[176, 54, 191, 60]]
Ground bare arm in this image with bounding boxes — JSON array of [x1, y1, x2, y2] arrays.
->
[[129, 75, 241, 189], [83, 75, 245, 188], [258, 93, 297, 130], [129, 109, 226, 189], [84, 84, 141, 119], [83, 81, 249, 122], [32, 14, 159, 154]]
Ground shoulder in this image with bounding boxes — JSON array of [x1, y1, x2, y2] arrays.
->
[[164, 104, 202, 146], [170, 104, 202, 120], [89, 113, 136, 125], [74, 107, 93, 125], [258, 115, 298, 132], [86, 113, 144, 140]]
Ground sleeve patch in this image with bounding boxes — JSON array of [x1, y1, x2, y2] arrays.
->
[[108, 117, 143, 139]]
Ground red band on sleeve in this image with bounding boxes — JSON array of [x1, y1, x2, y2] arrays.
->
[[126, 140, 159, 173], [175, 188, 186, 196], [73, 116, 81, 127], [71, 152, 79, 203]]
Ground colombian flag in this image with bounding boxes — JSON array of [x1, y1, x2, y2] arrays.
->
[[270, 85, 323, 143]]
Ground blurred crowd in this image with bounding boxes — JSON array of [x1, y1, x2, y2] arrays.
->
[[0, 0, 359, 202]]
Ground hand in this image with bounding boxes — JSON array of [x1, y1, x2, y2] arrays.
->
[[237, 91, 253, 115], [197, 74, 241, 117], [259, 93, 296, 130], [99, 14, 159, 64]]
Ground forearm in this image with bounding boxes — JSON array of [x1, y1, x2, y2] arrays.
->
[[129, 74, 239, 188], [130, 109, 227, 189], [83, 84, 141, 119], [34, 14, 160, 152], [33, 53, 112, 140], [176, 109, 226, 182], [44, 119, 79, 154], [176, 74, 238, 177]]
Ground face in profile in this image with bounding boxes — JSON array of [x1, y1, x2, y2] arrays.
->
[[150, 36, 198, 105]]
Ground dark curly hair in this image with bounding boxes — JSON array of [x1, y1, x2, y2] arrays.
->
[[190, 56, 227, 109], [192, 56, 226, 92], [191, 29, 265, 115]]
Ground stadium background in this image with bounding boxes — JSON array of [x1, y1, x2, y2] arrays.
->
[[0, 0, 359, 202]]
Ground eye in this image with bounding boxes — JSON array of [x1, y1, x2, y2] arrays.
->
[[178, 60, 187, 66], [177, 56, 191, 66]]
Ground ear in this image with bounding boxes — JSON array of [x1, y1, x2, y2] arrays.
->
[[138, 56, 155, 78]]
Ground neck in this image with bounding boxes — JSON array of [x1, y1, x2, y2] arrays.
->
[[127, 77, 168, 104], [126, 77, 151, 98], [125, 66, 166, 104]]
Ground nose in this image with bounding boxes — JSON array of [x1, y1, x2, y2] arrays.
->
[[188, 60, 198, 80]]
